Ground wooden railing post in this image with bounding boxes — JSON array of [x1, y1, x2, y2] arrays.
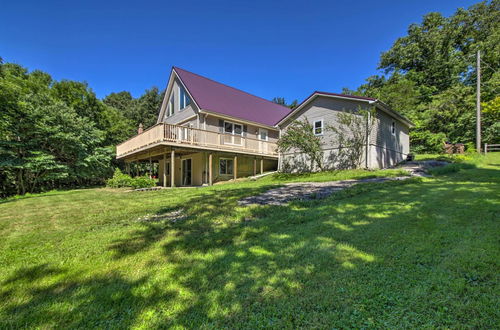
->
[[171, 149, 175, 188], [163, 152, 167, 187], [484, 143, 488, 154], [116, 122, 279, 159], [208, 153, 213, 186]]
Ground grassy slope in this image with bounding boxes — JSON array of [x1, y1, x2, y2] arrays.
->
[[0, 156, 499, 328]]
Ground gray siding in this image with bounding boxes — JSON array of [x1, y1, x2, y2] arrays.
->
[[159, 77, 198, 125], [280, 96, 410, 171], [369, 109, 410, 168]]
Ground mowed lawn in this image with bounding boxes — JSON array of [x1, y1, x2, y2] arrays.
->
[[0, 155, 499, 328]]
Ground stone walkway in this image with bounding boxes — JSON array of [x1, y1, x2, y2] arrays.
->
[[238, 161, 447, 206]]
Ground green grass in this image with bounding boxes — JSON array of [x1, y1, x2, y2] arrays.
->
[[0, 155, 499, 328]]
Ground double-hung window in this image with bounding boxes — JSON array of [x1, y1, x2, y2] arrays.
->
[[391, 121, 396, 136], [179, 86, 191, 110], [223, 121, 243, 145], [219, 158, 234, 175], [313, 120, 323, 136]]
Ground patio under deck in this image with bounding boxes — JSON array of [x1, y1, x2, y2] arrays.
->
[[117, 123, 278, 187]]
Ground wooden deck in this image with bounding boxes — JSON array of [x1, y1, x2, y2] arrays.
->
[[116, 123, 279, 159]]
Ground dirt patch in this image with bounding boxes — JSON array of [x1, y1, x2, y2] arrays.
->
[[238, 176, 410, 206], [136, 209, 186, 223]]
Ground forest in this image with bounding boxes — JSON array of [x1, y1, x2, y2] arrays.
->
[[0, 0, 498, 197]]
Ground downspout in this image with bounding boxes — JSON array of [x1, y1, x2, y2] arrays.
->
[[367, 101, 377, 169], [365, 110, 370, 169], [277, 127, 282, 172]]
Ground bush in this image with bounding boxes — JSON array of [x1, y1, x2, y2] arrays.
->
[[106, 169, 157, 189], [129, 176, 156, 189]]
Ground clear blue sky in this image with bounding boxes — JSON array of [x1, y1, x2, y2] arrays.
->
[[1, 0, 477, 102]]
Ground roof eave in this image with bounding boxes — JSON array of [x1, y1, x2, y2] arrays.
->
[[369, 100, 415, 128]]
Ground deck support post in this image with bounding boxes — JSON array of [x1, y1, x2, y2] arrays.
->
[[260, 158, 264, 174], [170, 149, 175, 188], [149, 155, 152, 179], [209, 153, 213, 186], [234, 155, 238, 180], [253, 158, 257, 176], [163, 152, 167, 187]]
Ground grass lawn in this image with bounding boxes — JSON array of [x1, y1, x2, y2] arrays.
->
[[0, 154, 499, 328]]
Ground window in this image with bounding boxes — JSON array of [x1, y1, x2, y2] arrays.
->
[[219, 158, 234, 175], [313, 120, 323, 135], [167, 95, 174, 117], [259, 128, 268, 141], [223, 121, 243, 145], [165, 162, 170, 175], [391, 121, 396, 136], [179, 86, 191, 110]]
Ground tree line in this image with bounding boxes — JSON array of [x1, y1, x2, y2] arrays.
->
[[344, 0, 499, 153], [0, 59, 163, 197], [1, 1, 498, 197]]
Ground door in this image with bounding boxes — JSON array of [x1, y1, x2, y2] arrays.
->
[[182, 159, 192, 186], [258, 128, 268, 153]]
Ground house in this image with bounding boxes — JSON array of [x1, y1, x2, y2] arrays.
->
[[116, 67, 413, 186], [277, 92, 414, 171]]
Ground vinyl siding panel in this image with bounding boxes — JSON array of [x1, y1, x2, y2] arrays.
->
[[280, 96, 410, 171], [160, 78, 198, 125]]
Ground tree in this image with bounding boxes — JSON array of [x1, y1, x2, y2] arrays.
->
[[329, 108, 375, 169], [355, 0, 500, 152], [272, 97, 299, 109], [277, 118, 324, 172]]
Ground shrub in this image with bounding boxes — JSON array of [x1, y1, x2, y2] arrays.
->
[[129, 176, 156, 189], [106, 169, 157, 189], [106, 169, 134, 188]]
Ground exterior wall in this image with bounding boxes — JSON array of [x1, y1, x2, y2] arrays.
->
[[279, 96, 410, 171], [159, 152, 204, 186], [203, 114, 279, 143], [368, 109, 410, 168], [159, 77, 198, 125], [159, 151, 277, 186]]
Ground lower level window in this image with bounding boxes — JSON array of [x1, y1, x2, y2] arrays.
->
[[219, 158, 234, 175]]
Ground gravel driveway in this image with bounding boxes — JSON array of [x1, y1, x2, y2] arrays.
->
[[238, 161, 446, 206]]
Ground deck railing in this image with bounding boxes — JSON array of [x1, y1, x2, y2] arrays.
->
[[116, 123, 278, 158]]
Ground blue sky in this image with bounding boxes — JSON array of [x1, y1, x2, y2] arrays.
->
[[1, 0, 477, 102]]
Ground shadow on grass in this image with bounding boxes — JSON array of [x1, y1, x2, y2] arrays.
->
[[2, 166, 499, 328]]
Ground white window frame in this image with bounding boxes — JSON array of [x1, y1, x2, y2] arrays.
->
[[167, 95, 174, 117], [313, 119, 324, 136], [223, 120, 243, 145], [179, 86, 191, 111], [219, 158, 234, 175], [258, 128, 268, 141], [391, 121, 396, 136]]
